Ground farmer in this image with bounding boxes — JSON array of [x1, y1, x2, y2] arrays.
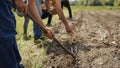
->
[[42, 0, 73, 25], [23, 0, 72, 42], [41, 1, 53, 26], [23, 0, 53, 41], [16, 0, 52, 42], [45, 0, 72, 33], [61, 0, 73, 21], [0, 0, 54, 68]]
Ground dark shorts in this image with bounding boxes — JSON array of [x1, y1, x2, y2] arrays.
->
[[0, 37, 21, 68]]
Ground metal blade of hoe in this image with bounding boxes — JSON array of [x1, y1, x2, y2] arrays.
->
[[54, 37, 76, 58]]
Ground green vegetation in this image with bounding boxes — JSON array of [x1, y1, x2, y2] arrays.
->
[[71, 6, 120, 10], [72, 0, 120, 6]]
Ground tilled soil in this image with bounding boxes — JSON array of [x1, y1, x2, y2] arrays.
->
[[43, 10, 120, 68]]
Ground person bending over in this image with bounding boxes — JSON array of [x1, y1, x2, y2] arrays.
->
[[45, 0, 72, 33], [22, 0, 53, 42]]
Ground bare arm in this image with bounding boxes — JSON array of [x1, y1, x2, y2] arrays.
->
[[27, 0, 54, 39], [27, 0, 46, 29], [55, 0, 72, 33], [45, 0, 72, 33], [14, 0, 54, 39]]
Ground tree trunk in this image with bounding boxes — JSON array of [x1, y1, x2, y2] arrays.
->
[[109, 0, 114, 6], [84, 0, 89, 6], [89, 0, 102, 6]]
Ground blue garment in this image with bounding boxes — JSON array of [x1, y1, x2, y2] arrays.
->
[[0, 0, 16, 39], [0, 37, 21, 68], [0, 0, 21, 68], [33, 0, 43, 40]]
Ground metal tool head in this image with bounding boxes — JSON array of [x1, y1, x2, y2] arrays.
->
[[70, 45, 79, 57]]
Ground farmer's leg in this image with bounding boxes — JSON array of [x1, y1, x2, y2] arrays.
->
[[47, 13, 53, 26], [33, 22, 42, 40], [33, 0, 42, 40], [0, 37, 21, 68], [23, 16, 30, 40], [41, 11, 53, 26], [64, 0, 72, 19], [61, 1, 64, 9], [24, 16, 30, 35], [41, 11, 49, 19]]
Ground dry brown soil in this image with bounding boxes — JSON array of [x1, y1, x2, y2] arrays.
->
[[43, 10, 120, 68]]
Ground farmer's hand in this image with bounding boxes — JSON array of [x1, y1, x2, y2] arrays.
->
[[43, 27, 54, 39], [65, 25, 72, 33], [14, 0, 27, 15]]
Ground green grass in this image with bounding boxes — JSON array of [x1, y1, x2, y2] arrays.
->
[[72, 6, 120, 10], [14, 6, 120, 68]]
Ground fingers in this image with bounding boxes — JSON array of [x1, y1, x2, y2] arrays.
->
[[44, 27, 54, 39], [65, 26, 72, 33], [48, 29, 54, 39], [47, 31, 54, 39], [46, 30, 52, 39]]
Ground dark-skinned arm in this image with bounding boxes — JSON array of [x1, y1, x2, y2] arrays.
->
[[28, 0, 54, 39], [14, 0, 54, 39], [45, 0, 72, 33], [55, 0, 72, 33]]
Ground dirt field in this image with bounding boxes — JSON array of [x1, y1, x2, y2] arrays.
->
[[42, 10, 120, 68]]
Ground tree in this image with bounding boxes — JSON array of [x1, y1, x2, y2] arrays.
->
[[89, 0, 103, 6], [105, 0, 114, 6], [84, 0, 89, 6]]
